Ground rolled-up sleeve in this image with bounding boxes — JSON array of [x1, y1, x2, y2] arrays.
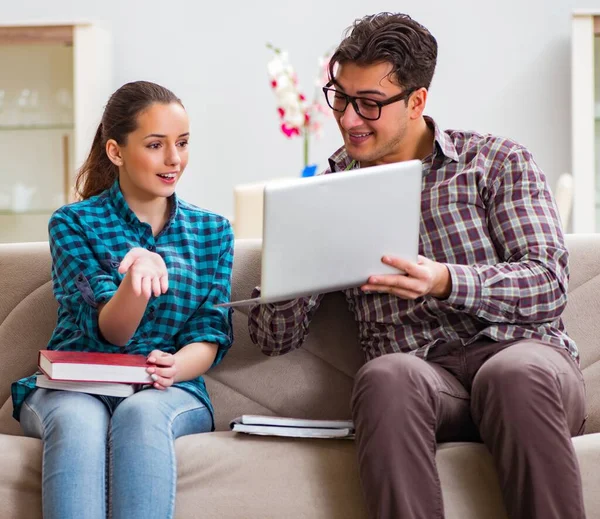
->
[[48, 209, 118, 340], [175, 222, 234, 366], [444, 145, 569, 324], [248, 292, 324, 356]]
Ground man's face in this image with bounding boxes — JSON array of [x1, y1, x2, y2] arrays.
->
[[331, 62, 414, 166]]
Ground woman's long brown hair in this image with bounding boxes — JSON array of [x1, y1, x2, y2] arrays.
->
[[75, 81, 183, 200]]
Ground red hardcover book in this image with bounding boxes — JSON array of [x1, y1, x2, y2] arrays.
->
[[38, 350, 153, 384]]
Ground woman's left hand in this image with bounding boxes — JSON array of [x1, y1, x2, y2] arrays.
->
[[146, 350, 178, 390]]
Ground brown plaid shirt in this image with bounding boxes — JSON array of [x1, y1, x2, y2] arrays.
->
[[248, 116, 577, 363]]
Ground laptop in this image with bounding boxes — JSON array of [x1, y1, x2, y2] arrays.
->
[[217, 159, 422, 307]]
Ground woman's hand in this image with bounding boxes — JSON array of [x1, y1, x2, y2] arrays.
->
[[119, 247, 169, 299], [146, 350, 178, 390]]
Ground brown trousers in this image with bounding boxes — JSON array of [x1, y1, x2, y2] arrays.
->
[[351, 339, 587, 519]]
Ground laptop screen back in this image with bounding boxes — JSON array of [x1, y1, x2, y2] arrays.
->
[[259, 160, 423, 302]]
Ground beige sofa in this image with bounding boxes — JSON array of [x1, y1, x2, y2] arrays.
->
[[1, 235, 600, 519]]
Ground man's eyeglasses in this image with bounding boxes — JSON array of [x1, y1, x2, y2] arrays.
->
[[322, 81, 417, 121]]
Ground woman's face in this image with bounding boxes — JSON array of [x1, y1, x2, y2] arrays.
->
[[108, 102, 190, 202]]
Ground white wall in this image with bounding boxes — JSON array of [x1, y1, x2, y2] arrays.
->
[[3, 0, 600, 219]]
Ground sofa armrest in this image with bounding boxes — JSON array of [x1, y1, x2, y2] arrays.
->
[[0, 242, 56, 431]]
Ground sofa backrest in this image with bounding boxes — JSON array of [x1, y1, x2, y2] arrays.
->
[[0, 235, 599, 435]]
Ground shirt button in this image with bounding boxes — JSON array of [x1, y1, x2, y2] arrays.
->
[[147, 245, 156, 252]]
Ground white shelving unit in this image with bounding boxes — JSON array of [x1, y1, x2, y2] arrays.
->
[[0, 22, 111, 243], [572, 10, 600, 233]]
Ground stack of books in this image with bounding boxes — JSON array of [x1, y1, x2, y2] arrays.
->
[[230, 415, 355, 439], [36, 350, 153, 397]]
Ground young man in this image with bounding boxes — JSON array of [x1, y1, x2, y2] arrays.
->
[[248, 12, 585, 519]]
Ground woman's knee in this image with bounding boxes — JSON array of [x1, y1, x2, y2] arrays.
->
[[22, 390, 110, 440], [111, 388, 211, 439], [112, 388, 196, 430], [112, 393, 163, 430]]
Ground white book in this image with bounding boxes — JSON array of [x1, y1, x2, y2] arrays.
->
[[237, 414, 354, 429], [35, 374, 136, 397], [230, 415, 355, 439], [231, 423, 354, 439]]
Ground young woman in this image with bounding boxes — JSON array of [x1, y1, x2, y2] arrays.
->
[[11, 81, 234, 519]]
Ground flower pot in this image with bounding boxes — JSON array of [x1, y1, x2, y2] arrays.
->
[[301, 164, 318, 177]]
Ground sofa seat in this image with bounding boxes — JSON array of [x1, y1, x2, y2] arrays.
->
[[2, 431, 600, 519]]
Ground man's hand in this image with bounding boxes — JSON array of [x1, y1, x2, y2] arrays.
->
[[146, 350, 178, 390], [118, 248, 169, 299], [361, 255, 452, 299]]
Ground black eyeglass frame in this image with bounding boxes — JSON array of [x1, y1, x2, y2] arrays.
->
[[322, 80, 418, 121]]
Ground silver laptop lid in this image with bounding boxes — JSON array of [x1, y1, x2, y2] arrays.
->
[[259, 159, 422, 302]]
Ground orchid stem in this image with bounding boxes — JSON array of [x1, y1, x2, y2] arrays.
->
[[303, 127, 309, 168]]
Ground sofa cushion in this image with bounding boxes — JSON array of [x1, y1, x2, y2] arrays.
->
[[0, 435, 41, 519], [2, 236, 600, 437], [177, 432, 366, 518], [4, 431, 600, 519]]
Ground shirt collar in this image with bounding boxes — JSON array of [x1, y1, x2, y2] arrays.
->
[[106, 180, 179, 232], [425, 116, 459, 164], [327, 147, 356, 172], [327, 116, 459, 172]]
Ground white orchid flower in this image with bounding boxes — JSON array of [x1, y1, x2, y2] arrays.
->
[[267, 44, 333, 170]]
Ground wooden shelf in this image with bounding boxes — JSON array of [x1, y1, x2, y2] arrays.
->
[[0, 124, 73, 132], [0, 210, 56, 215], [0, 25, 73, 46]]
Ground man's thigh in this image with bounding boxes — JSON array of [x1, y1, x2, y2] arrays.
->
[[473, 340, 586, 436], [354, 352, 478, 442]]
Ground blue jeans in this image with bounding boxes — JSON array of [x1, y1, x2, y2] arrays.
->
[[20, 387, 212, 519]]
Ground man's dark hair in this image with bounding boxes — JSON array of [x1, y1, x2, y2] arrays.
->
[[328, 12, 438, 92]]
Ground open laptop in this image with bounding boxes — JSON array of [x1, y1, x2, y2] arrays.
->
[[217, 159, 422, 307]]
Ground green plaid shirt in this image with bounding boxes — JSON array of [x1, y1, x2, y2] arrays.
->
[[12, 180, 234, 426]]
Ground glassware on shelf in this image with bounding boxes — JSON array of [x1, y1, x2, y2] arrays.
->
[[29, 89, 40, 125], [0, 89, 5, 125], [11, 183, 36, 213], [16, 88, 31, 125], [55, 88, 73, 125], [0, 190, 10, 211], [14, 88, 44, 127], [0, 89, 19, 127]]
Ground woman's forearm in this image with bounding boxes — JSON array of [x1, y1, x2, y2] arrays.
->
[[98, 274, 150, 347], [173, 342, 218, 382]]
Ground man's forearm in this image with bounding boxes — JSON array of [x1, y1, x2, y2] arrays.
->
[[445, 259, 568, 323], [248, 293, 324, 355]]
